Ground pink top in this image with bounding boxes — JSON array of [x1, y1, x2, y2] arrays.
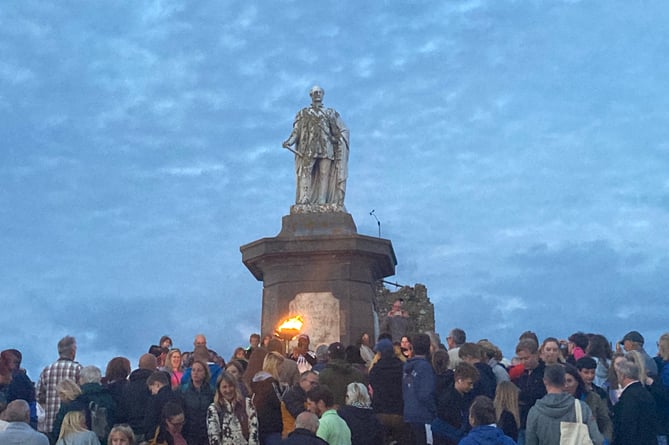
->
[[171, 370, 184, 389], [172, 433, 187, 445], [572, 346, 586, 361]]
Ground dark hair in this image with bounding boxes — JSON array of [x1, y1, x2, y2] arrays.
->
[[147, 371, 170, 387], [412, 334, 431, 356], [161, 401, 184, 420], [586, 334, 612, 362], [148, 345, 168, 357], [518, 331, 539, 347], [543, 364, 566, 387], [328, 342, 346, 360], [563, 364, 586, 399], [469, 395, 496, 426], [568, 332, 589, 350], [345, 345, 365, 365], [307, 385, 334, 407], [575, 356, 597, 370], [159, 336, 172, 347], [454, 362, 480, 382]]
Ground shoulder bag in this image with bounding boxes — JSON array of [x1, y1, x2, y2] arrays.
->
[[559, 399, 594, 445]]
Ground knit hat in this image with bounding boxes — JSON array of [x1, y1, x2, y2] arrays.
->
[[373, 339, 393, 355]]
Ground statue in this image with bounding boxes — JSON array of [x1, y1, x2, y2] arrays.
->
[[283, 85, 350, 210]]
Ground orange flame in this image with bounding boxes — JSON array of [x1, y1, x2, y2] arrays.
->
[[276, 315, 304, 332], [275, 315, 304, 343]]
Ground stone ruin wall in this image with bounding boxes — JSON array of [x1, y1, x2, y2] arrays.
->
[[376, 282, 435, 338]]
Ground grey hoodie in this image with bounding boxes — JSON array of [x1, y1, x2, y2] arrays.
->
[[526, 392, 603, 445]]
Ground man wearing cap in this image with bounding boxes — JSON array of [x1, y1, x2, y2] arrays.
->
[[290, 335, 317, 374], [318, 342, 366, 408], [619, 331, 658, 377]]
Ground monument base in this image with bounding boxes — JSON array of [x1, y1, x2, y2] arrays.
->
[[241, 212, 396, 347]]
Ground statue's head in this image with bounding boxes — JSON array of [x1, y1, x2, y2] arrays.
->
[[309, 85, 324, 101]]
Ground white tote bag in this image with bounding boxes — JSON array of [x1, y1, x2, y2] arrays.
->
[[559, 399, 594, 445]]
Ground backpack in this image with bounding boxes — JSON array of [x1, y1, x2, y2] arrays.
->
[[88, 401, 110, 440]]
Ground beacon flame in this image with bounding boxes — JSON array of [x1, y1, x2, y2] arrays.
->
[[275, 315, 304, 341]]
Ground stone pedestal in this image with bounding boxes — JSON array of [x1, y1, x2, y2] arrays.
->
[[240, 212, 396, 348]]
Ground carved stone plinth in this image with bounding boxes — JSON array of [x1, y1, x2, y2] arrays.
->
[[240, 212, 396, 347]]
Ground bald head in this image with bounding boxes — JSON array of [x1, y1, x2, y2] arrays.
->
[[5, 399, 30, 423], [295, 411, 319, 433]]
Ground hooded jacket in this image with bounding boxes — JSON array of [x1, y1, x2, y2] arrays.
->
[[120, 368, 153, 435], [368, 355, 404, 415], [526, 392, 603, 445], [459, 425, 517, 445], [250, 371, 283, 434], [318, 359, 366, 407], [402, 356, 436, 424]]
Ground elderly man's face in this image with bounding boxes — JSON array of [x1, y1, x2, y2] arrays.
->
[[194, 335, 207, 347]]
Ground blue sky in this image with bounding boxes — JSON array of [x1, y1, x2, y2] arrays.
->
[[1, 1, 668, 378]]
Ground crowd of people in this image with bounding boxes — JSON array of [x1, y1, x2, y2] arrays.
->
[[1, 326, 668, 445]]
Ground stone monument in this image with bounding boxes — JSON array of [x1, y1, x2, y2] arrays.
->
[[241, 85, 397, 347]]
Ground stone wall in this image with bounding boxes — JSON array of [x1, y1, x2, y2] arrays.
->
[[377, 282, 435, 338]]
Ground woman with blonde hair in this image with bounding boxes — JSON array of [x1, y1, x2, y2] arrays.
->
[[337, 382, 384, 445], [51, 378, 84, 441], [56, 410, 100, 445], [493, 381, 520, 442], [251, 352, 285, 445], [164, 348, 184, 389], [107, 424, 135, 445], [207, 371, 259, 445]]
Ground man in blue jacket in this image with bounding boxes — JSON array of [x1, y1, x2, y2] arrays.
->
[[403, 333, 436, 445]]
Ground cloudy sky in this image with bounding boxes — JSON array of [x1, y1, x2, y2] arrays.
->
[[2, 1, 668, 378]]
